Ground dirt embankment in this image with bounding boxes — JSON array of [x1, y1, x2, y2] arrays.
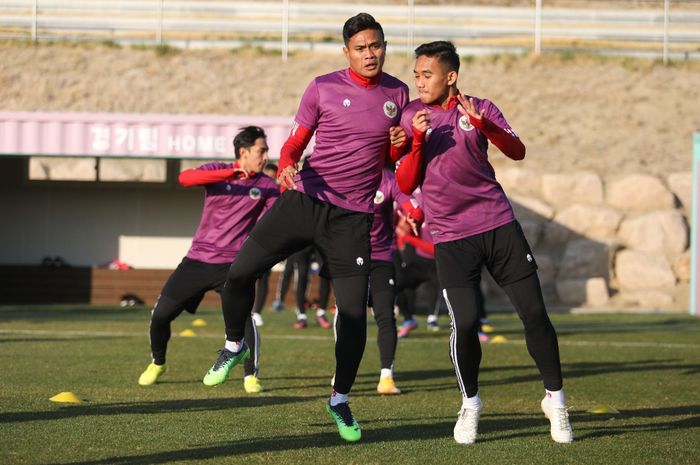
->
[[2, 42, 699, 178]]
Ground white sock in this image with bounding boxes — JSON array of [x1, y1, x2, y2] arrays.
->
[[462, 392, 481, 410], [380, 368, 393, 379], [427, 314, 438, 324], [316, 308, 326, 317], [296, 312, 307, 320], [224, 340, 242, 353], [329, 390, 349, 406], [545, 388, 566, 406]]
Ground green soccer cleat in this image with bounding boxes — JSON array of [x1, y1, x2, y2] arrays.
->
[[138, 363, 167, 386], [326, 401, 361, 442], [202, 344, 250, 386]]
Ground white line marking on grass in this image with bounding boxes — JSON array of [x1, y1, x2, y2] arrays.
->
[[1, 328, 699, 349]]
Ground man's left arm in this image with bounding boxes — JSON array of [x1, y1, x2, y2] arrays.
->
[[457, 94, 525, 161]]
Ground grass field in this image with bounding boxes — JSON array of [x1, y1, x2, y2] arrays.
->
[[1, 304, 699, 465]]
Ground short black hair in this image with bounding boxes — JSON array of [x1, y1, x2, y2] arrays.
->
[[414, 41, 460, 73], [233, 126, 266, 159], [264, 162, 278, 172], [343, 13, 384, 45]]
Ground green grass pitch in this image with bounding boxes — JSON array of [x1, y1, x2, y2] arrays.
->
[[1, 305, 699, 465]]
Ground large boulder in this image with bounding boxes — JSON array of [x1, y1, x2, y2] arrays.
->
[[557, 239, 612, 279], [497, 167, 542, 196], [606, 174, 675, 211], [616, 290, 674, 308], [543, 204, 622, 243], [614, 249, 676, 290], [541, 172, 604, 208], [555, 277, 609, 307], [510, 194, 555, 220], [667, 172, 692, 212], [673, 250, 691, 283], [617, 210, 688, 260]]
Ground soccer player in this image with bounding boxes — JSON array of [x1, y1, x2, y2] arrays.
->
[[394, 41, 573, 444], [137, 126, 279, 395], [369, 166, 423, 394], [201, 13, 409, 442], [394, 188, 440, 338]]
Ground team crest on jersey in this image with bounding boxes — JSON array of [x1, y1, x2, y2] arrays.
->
[[459, 115, 474, 131], [343, 98, 351, 108], [383, 101, 397, 118], [374, 190, 385, 204], [249, 187, 261, 200]]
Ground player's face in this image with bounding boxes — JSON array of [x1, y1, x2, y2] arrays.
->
[[414, 55, 457, 106], [343, 28, 386, 79], [239, 138, 269, 173]]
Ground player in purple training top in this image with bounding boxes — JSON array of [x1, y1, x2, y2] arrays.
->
[[368, 167, 423, 395], [137, 126, 279, 396], [394, 41, 573, 445], [201, 13, 409, 442]]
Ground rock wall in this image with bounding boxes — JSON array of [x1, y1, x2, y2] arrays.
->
[[490, 169, 692, 311]]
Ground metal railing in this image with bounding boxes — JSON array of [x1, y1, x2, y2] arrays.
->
[[1, 0, 699, 61]]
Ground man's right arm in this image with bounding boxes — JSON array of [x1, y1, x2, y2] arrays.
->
[[277, 122, 313, 190], [178, 166, 238, 187], [277, 80, 320, 190]]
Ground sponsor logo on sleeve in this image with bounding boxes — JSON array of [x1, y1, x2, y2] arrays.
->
[[343, 98, 351, 108], [249, 187, 261, 200]]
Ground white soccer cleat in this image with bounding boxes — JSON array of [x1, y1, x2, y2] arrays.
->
[[453, 399, 482, 444], [541, 397, 574, 443], [251, 312, 264, 327]]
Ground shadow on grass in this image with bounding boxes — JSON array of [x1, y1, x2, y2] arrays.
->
[[0, 395, 316, 424], [45, 405, 700, 464]]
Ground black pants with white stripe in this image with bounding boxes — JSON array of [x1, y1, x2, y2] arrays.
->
[[436, 221, 563, 397]]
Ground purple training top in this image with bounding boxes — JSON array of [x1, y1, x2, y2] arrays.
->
[[399, 96, 516, 244], [292, 69, 409, 213], [186, 162, 280, 264], [370, 168, 411, 262]]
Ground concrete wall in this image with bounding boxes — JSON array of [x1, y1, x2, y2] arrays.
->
[[0, 157, 201, 268]]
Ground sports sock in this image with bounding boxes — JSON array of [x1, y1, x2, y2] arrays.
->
[[462, 392, 481, 409], [316, 308, 327, 317], [224, 340, 243, 353], [296, 312, 308, 320], [545, 388, 565, 406], [329, 390, 349, 406], [380, 368, 393, 379]]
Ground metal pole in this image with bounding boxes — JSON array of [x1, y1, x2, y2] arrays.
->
[[32, 0, 38, 42], [407, 0, 415, 57], [663, 0, 670, 65], [282, 0, 289, 61], [157, 0, 164, 44], [534, 0, 542, 54]]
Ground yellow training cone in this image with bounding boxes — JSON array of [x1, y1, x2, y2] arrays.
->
[[481, 324, 495, 333], [490, 335, 508, 344], [192, 318, 207, 327], [588, 404, 620, 414], [179, 329, 196, 337], [50, 391, 81, 403]]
